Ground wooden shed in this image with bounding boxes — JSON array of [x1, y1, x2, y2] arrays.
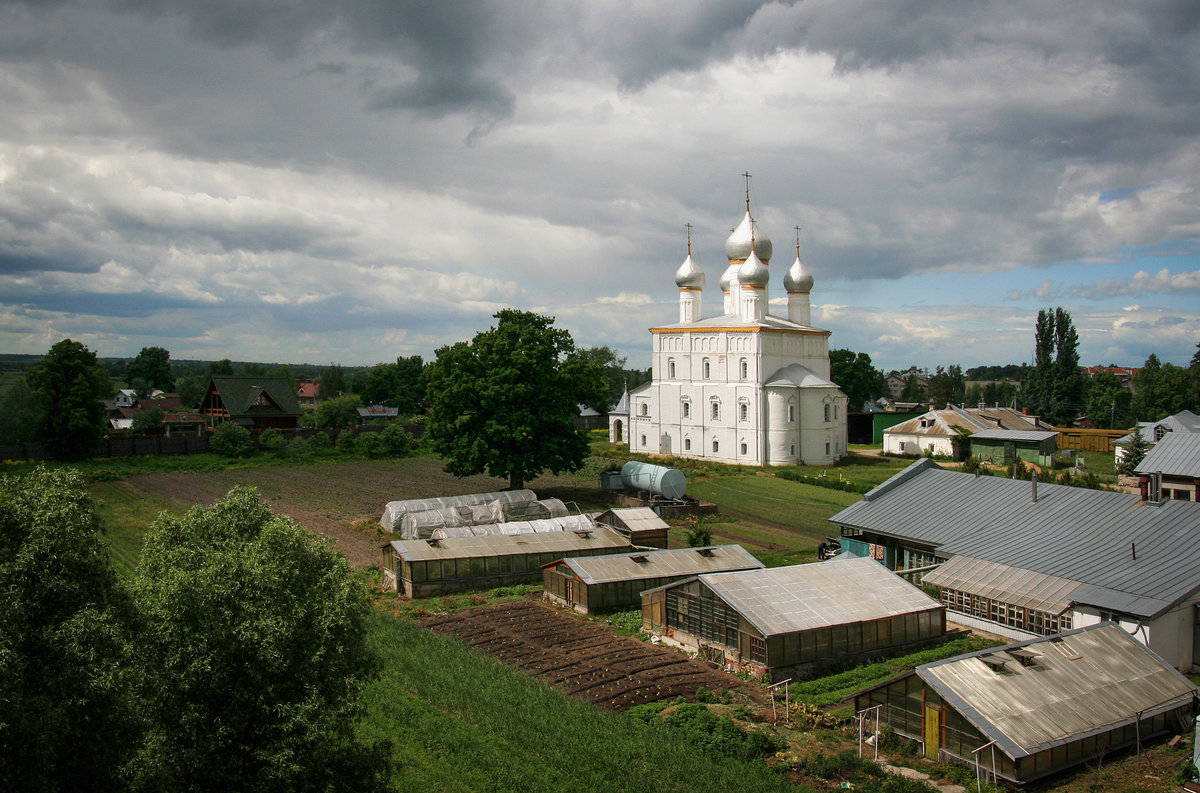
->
[[641, 557, 945, 681], [592, 507, 671, 548], [381, 526, 632, 598], [542, 544, 763, 614], [968, 429, 1059, 468], [852, 624, 1197, 785]]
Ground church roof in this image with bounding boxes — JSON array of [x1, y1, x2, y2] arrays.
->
[[765, 363, 839, 389], [651, 313, 829, 334]]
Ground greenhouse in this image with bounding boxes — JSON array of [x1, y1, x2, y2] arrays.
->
[[431, 514, 596, 539], [381, 525, 632, 598], [851, 624, 1197, 785], [396, 497, 570, 539], [642, 557, 945, 681], [379, 489, 536, 532], [542, 544, 763, 614]]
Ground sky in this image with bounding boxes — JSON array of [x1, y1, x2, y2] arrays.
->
[[1, 0, 1198, 374]]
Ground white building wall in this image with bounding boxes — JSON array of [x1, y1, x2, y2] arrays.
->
[[884, 432, 954, 457], [1072, 599, 1199, 672]]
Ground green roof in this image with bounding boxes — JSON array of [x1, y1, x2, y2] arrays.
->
[[209, 376, 301, 417]]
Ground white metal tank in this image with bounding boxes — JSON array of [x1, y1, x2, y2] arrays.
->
[[619, 461, 687, 500]]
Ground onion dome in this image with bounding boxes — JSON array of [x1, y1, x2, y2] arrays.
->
[[738, 246, 769, 287], [719, 263, 737, 292], [674, 253, 706, 289], [724, 211, 772, 263], [784, 253, 813, 292]]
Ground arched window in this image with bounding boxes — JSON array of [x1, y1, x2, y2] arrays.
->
[[702, 358, 711, 379], [739, 402, 748, 421], [740, 442, 747, 455], [684, 438, 691, 451], [823, 404, 831, 422], [640, 403, 649, 417], [711, 400, 720, 420], [712, 439, 719, 453], [834, 405, 839, 420], [641, 435, 647, 446], [787, 404, 795, 423], [681, 400, 690, 418], [667, 358, 676, 378], [739, 359, 748, 380]]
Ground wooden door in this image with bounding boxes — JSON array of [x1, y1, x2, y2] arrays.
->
[[923, 704, 940, 760]]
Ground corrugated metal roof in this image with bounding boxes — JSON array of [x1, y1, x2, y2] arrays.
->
[[1135, 431, 1200, 478], [554, 544, 763, 585], [885, 407, 1042, 439], [386, 525, 630, 561], [922, 556, 1080, 614], [917, 623, 1198, 760], [830, 460, 1200, 617], [597, 507, 670, 532], [969, 429, 1059, 443], [696, 557, 942, 637]]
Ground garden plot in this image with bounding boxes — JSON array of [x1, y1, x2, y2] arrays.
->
[[421, 600, 767, 711]]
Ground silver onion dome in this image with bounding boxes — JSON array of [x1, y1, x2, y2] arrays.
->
[[738, 247, 769, 287], [784, 254, 813, 292], [724, 211, 772, 263], [674, 254, 706, 288]]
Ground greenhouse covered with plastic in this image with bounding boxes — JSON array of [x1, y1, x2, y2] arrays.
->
[[380, 489, 536, 533]]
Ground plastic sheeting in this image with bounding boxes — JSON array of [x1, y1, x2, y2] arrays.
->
[[429, 514, 595, 540], [488, 497, 569, 523], [380, 489, 536, 531]]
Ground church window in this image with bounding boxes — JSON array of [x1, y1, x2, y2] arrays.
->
[[641, 435, 647, 446], [739, 402, 748, 421], [740, 442, 747, 455], [640, 403, 649, 417], [825, 442, 830, 455], [739, 359, 748, 380], [668, 358, 676, 378], [787, 404, 795, 423], [834, 405, 839, 420], [823, 404, 831, 422], [681, 400, 690, 418], [703, 358, 711, 379], [790, 444, 795, 456], [684, 438, 691, 451], [711, 401, 720, 420], [712, 439, 719, 453]]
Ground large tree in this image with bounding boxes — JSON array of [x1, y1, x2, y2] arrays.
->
[[829, 349, 885, 410], [926, 364, 966, 409], [130, 487, 392, 793], [353, 355, 425, 414], [1020, 308, 1082, 426], [0, 377, 41, 444], [126, 346, 174, 394], [1083, 369, 1132, 429], [0, 468, 138, 792], [27, 338, 112, 460], [423, 309, 608, 490]]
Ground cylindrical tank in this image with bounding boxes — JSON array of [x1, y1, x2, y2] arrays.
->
[[620, 461, 687, 500]]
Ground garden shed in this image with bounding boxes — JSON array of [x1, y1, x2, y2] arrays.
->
[[593, 507, 671, 548], [967, 429, 1059, 468], [851, 623, 1198, 785], [641, 557, 945, 681], [542, 544, 763, 614], [381, 526, 631, 598]]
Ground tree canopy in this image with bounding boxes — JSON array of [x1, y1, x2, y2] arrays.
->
[[127, 346, 174, 394], [0, 377, 40, 444], [350, 355, 425, 414], [423, 309, 608, 490], [829, 349, 885, 410], [1020, 308, 1082, 426], [130, 487, 392, 792], [26, 338, 112, 460]]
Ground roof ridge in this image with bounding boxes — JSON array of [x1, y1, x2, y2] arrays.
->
[[862, 457, 941, 502]]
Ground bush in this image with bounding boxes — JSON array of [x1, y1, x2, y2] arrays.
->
[[283, 436, 311, 458], [355, 431, 387, 457], [209, 421, 255, 458], [257, 427, 285, 452], [336, 429, 358, 454], [308, 431, 332, 449], [378, 423, 415, 457]]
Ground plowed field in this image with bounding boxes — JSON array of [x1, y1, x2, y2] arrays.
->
[[421, 599, 767, 712]]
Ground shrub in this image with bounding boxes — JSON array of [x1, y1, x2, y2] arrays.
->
[[257, 427, 285, 452], [378, 423, 415, 457], [355, 431, 387, 457], [336, 429, 357, 454], [283, 436, 311, 458], [684, 516, 713, 547], [209, 421, 255, 458], [308, 431, 332, 449], [695, 687, 718, 703]]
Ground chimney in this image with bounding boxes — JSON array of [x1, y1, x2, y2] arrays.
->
[[1031, 477, 1038, 503]]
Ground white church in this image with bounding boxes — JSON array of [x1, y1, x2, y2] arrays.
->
[[609, 197, 849, 466]]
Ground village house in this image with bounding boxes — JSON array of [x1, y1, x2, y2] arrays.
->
[[200, 375, 302, 432], [882, 405, 1047, 459], [1135, 431, 1200, 502], [1115, 409, 1200, 464]]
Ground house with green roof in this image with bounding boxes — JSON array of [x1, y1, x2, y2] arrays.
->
[[201, 376, 302, 432]]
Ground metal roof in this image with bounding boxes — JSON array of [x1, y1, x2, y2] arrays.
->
[[969, 429, 1059, 443], [596, 507, 670, 533], [885, 407, 1042, 438], [386, 525, 630, 562], [917, 623, 1198, 760], [831, 459, 1200, 617], [694, 557, 942, 637], [552, 544, 763, 585], [1116, 410, 1200, 446], [922, 556, 1081, 614], [1135, 431, 1200, 478]]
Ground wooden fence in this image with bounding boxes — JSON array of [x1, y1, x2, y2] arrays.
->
[[1055, 428, 1127, 453]]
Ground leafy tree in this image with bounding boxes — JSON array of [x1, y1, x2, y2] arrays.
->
[[1083, 369, 1132, 429], [209, 420, 255, 457], [126, 346, 174, 393], [130, 406, 165, 436], [578, 345, 630, 408], [316, 394, 363, 430], [209, 358, 235, 376], [926, 364, 965, 409], [1020, 308, 1082, 426], [423, 309, 608, 490], [354, 356, 425, 414], [0, 468, 139, 792], [319, 363, 347, 399], [1117, 430, 1150, 476], [175, 373, 209, 409], [27, 338, 113, 460], [129, 487, 393, 792], [0, 378, 41, 444], [900, 373, 926, 402], [830, 349, 885, 411], [1131, 354, 1162, 421]]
